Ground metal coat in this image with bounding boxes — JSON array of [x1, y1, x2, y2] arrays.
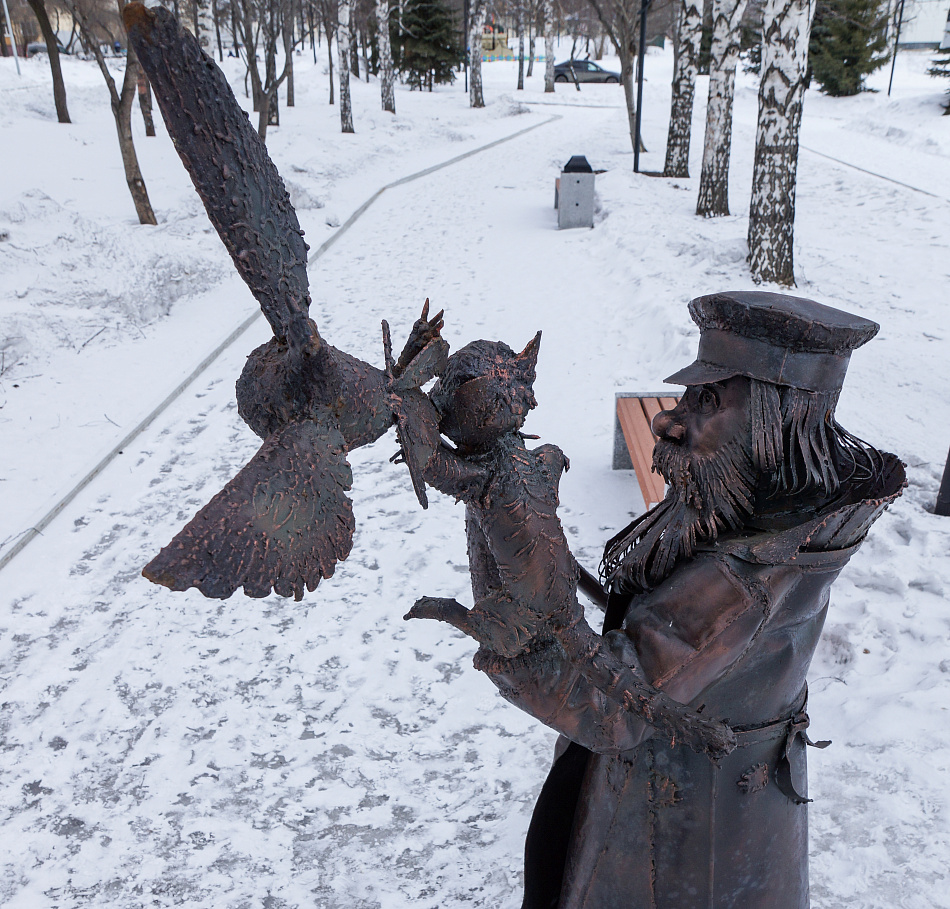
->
[[485, 454, 905, 909]]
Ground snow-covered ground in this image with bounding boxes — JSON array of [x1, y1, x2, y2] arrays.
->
[[1, 36, 949, 909]]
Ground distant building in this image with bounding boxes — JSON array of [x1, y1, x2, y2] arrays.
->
[[894, 0, 950, 48]]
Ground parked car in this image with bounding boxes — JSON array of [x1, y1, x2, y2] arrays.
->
[[553, 59, 621, 83], [26, 41, 69, 57]]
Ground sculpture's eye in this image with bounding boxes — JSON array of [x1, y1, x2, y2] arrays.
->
[[697, 387, 720, 413]]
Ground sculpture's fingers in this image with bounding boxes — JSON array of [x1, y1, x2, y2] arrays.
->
[[123, 2, 315, 348]]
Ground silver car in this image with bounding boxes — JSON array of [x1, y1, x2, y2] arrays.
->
[[553, 60, 621, 84]]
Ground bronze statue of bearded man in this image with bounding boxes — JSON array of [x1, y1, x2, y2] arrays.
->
[[479, 291, 905, 909]]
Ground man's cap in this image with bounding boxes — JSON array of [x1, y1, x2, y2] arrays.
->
[[665, 291, 880, 393]]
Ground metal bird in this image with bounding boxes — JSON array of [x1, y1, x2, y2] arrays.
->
[[124, 3, 446, 601]]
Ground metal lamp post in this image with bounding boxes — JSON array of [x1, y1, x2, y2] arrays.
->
[[633, 0, 651, 172]]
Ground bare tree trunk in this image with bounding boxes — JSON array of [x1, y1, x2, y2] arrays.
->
[[26, 0, 71, 122], [114, 49, 157, 223], [195, 0, 213, 52], [283, 9, 295, 106], [469, 0, 486, 108], [621, 45, 644, 157], [543, 0, 554, 91], [325, 17, 335, 104], [338, 0, 355, 131], [376, 0, 395, 112], [663, 0, 702, 177], [137, 67, 156, 135], [214, 0, 223, 60], [748, 0, 815, 285], [517, 16, 524, 89], [527, 30, 535, 76], [349, 26, 359, 78], [696, 0, 749, 216], [67, 0, 156, 224]]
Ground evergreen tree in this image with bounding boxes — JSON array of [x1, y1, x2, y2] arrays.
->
[[928, 45, 950, 114], [393, 0, 464, 91], [808, 0, 888, 96]]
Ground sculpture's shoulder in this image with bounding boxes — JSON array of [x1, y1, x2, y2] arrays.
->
[[710, 452, 906, 569], [485, 437, 568, 510]]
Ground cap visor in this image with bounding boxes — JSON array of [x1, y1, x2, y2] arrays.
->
[[664, 360, 739, 387]]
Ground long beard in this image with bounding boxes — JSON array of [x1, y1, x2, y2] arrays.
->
[[602, 435, 757, 594]]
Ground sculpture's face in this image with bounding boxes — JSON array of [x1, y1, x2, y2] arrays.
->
[[436, 373, 536, 451], [652, 376, 751, 460], [430, 338, 539, 453]]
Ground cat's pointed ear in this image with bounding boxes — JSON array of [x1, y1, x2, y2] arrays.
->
[[515, 331, 542, 376]]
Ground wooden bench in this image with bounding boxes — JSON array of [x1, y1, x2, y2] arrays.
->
[[612, 392, 681, 509]]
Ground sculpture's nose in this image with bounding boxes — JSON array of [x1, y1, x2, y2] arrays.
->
[[653, 408, 685, 442]]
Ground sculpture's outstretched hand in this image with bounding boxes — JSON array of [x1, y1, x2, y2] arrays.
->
[[393, 300, 445, 380], [143, 415, 354, 601]]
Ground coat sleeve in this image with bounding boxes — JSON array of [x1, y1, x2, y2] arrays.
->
[[479, 555, 769, 754]]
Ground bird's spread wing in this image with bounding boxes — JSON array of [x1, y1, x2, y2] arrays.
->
[[124, 3, 313, 346], [143, 417, 354, 601]]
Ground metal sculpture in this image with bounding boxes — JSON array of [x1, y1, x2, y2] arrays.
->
[[404, 335, 735, 757], [467, 292, 906, 909], [124, 0, 731, 758], [124, 9, 906, 907], [125, 3, 447, 601]]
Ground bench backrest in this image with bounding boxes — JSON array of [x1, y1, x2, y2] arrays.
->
[[613, 392, 680, 510]]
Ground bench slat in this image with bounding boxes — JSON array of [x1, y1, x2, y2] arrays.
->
[[615, 394, 680, 509]]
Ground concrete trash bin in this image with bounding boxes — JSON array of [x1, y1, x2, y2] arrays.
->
[[556, 155, 595, 229]]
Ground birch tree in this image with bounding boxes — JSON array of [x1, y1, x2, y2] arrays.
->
[[195, 0, 214, 51], [338, 0, 355, 130], [376, 0, 396, 111], [543, 0, 555, 92], [695, 0, 749, 216], [468, 0, 487, 107], [516, 1, 525, 89], [748, 0, 815, 284], [663, 0, 702, 177]]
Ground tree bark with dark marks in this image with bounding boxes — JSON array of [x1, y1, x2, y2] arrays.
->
[[695, 0, 749, 216], [338, 0, 355, 131], [469, 0, 486, 108], [663, 0, 702, 177], [748, 0, 815, 285], [543, 0, 554, 92], [376, 0, 395, 112]]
